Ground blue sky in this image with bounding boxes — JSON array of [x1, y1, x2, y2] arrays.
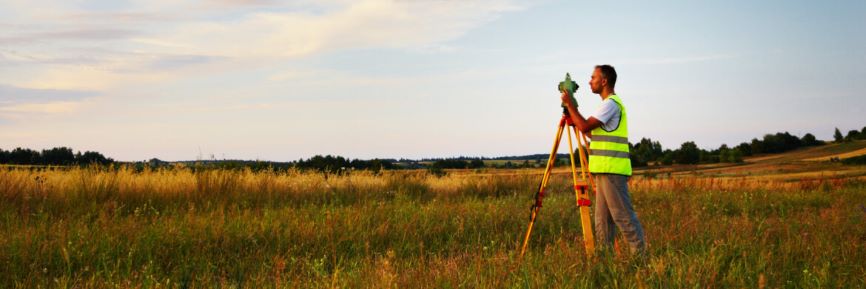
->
[[1, 0, 864, 161]]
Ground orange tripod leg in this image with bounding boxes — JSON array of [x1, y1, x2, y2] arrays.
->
[[568, 126, 595, 254], [575, 127, 596, 191], [520, 117, 566, 258]]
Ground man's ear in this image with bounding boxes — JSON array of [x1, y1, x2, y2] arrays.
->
[[600, 78, 607, 88]]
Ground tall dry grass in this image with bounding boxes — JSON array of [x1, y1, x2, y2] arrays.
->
[[1, 166, 864, 288]]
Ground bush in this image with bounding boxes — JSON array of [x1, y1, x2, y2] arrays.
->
[[427, 166, 447, 177], [661, 151, 674, 165], [841, 155, 866, 165]]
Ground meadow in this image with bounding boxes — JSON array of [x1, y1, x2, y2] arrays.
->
[[1, 158, 865, 288]]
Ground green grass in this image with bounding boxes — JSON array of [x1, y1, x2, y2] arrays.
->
[[1, 167, 865, 288]]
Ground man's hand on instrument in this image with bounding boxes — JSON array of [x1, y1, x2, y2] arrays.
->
[[560, 91, 577, 109]]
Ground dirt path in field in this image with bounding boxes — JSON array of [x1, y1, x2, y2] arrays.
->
[[804, 147, 866, 161]]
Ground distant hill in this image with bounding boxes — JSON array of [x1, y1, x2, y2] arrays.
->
[[633, 140, 866, 180]]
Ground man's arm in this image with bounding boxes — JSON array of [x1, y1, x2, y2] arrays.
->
[[560, 91, 603, 134]]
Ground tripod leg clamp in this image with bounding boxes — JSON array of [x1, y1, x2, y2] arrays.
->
[[578, 198, 592, 207]]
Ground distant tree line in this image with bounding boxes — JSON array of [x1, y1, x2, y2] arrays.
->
[[414, 156, 485, 162], [5, 125, 863, 171], [141, 155, 400, 174], [488, 154, 551, 161], [628, 127, 866, 167], [429, 158, 485, 169], [0, 147, 114, 166], [167, 159, 294, 172], [834, 126, 866, 142], [294, 155, 396, 174]]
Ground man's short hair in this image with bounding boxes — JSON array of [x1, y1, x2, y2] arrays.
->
[[595, 65, 617, 88]]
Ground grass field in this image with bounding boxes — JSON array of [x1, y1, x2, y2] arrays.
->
[[2, 145, 866, 288]]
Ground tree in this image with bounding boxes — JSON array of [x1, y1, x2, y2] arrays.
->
[[432, 159, 470, 169], [8, 148, 39, 164], [735, 142, 752, 156], [660, 150, 674, 165], [41, 147, 75, 165], [632, 138, 663, 166], [750, 138, 765, 155], [675, 141, 700, 164], [728, 149, 743, 163], [834, 127, 844, 142], [76, 151, 113, 165], [296, 155, 350, 173], [756, 132, 801, 153], [629, 143, 645, 167], [718, 146, 730, 163], [845, 130, 861, 141], [801, 133, 820, 146], [698, 149, 717, 163]]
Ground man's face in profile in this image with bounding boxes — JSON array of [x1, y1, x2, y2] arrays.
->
[[589, 68, 605, 94]]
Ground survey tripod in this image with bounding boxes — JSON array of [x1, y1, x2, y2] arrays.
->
[[519, 107, 597, 257]]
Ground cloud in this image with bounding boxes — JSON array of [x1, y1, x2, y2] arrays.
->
[[0, 0, 524, 92], [60, 11, 177, 23], [0, 84, 94, 105], [0, 0, 526, 127], [0, 48, 103, 66], [207, 0, 277, 8], [140, 54, 226, 71], [0, 28, 139, 45], [0, 101, 80, 114], [623, 54, 738, 65], [0, 85, 93, 120], [138, 0, 524, 58], [1, 47, 225, 72]]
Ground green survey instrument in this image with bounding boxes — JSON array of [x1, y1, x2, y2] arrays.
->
[[559, 73, 579, 111]]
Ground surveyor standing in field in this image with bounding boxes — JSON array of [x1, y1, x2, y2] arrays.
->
[[559, 65, 646, 254]]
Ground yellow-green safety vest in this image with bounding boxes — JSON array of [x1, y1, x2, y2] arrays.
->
[[589, 94, 632, 176]]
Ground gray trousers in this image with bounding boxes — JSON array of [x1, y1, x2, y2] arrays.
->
[[594, 173, 646, 253]]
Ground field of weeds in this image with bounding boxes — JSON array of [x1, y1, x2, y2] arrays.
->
[[1, 166, 865, 288]]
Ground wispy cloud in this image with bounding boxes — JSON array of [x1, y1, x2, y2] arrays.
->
[[0, 84, 94, 104], [0, 101, 80, 114], [622, 54, 738, 65], [0, 28, 139, 45], [0, 85, 93, 120], [144, 0, 523, 59]]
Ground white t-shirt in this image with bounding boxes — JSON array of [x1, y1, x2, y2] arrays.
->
[[591, 97, 621, 132]]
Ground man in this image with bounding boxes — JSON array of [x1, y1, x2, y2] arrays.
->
[[559, 65, 646, 254]]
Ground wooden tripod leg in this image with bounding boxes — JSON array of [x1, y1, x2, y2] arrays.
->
[[520, 117, 566, 258], [568, 126, 595, 255]]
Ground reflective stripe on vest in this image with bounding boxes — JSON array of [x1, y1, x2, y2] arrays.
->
[[589, 94, 632, 176]]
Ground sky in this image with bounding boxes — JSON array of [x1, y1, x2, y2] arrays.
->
[[1, 0, 864, 162]]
